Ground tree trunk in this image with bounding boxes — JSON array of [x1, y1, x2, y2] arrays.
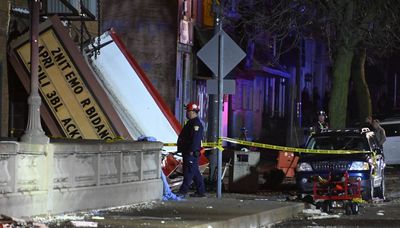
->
[[351, 47, 372, 121], [328, 46, 354, 129]]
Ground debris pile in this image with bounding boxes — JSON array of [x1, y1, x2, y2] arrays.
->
[[302, 209, 341, 220], [0, 214, 47, 228]]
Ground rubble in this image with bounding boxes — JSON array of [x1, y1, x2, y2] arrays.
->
[[0, 214, 27, 227], [91, 216, 104, 220], [0, 214, 48, 228], [302, 208, 341, 220], [68, 221, 98, 227], [27, 201, 159, 227], [308, 214, 340, 220]]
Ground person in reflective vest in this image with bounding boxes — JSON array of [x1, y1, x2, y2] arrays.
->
[[177, 102, 206, 197], [314, 110, 329, 133]]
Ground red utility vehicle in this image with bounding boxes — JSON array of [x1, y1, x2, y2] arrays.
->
[[313, 171, 361, 215]]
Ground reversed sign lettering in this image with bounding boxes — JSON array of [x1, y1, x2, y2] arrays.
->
[[16, 29, 116, 140]]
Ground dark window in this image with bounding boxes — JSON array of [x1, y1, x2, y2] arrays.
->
[[307, 135, 370, 151]]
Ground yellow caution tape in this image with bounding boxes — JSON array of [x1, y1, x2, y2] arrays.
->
[[202, 142, 221, 148], [221, 137, 368, 155], [163, 142, 223, 151], [164, 137, 370, 155], [163, 143, 178, 147]]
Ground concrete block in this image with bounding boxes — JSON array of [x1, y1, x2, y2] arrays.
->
[[0, 140, 163, 217]]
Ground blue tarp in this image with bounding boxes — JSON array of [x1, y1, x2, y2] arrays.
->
[[161, 171, 182, 201], [138, 136, 182, 200]]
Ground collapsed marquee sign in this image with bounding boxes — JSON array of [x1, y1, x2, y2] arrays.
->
[[9, 16, 131, 140]]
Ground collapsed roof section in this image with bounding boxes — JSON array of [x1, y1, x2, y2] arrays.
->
[[85, 29, 181, 144]]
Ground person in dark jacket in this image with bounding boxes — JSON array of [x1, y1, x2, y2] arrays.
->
[[313, 110, 329, 133], [177, 102, 206, 197], [372, 119, 386, 149]]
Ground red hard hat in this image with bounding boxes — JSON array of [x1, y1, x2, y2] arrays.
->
[[185, 102, 200, 112]]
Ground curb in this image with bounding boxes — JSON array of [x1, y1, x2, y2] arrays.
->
[[192, 202, 304, 228]]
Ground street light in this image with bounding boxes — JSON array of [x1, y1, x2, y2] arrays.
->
[[20, 0, 49, 144]]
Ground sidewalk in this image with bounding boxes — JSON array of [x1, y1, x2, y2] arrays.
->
[[44, 193, 304, 228]]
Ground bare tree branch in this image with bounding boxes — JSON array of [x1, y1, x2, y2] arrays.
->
[[222, 0, 400, 63]]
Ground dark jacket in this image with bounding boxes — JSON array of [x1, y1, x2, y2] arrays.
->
[[177, 117, 204, 155], [374, 126, 386, 148]]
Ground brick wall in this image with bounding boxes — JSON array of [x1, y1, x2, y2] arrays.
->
[[0, 0, 10, 136], [101, 0, 178, 110], [2, 1, 179, 137], [3, 0, 30, 138]]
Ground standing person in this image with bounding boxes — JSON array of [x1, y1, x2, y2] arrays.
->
[[372, 119, 386, 149], [313, 110, 329, 133], [177, 102, 206, 197]]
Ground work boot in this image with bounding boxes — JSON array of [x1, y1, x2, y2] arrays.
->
[[189, 193, 206, 198]]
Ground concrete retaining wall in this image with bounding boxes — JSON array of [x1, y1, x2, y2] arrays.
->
[[0, 140, 163, 217]]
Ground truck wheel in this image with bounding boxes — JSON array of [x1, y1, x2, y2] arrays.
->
[[351, 202, 359, 214]]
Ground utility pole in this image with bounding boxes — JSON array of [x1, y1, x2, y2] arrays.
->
[[21, 0, 49, 144]]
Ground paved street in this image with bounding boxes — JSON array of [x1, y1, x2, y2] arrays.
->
[[41, 195, 303, 228], [272, 165, 400, 227], [272, 198, 400, 227], [31, 165, 400, 228]]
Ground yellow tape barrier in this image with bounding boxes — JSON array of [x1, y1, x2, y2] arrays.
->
[[163, 142, 223, 150], [164, 137, 370, 155], [221, 137, 370, 154]]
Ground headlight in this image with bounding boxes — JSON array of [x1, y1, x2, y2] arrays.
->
[[296, 162, 313, 171], [349, 161, 369, 170]]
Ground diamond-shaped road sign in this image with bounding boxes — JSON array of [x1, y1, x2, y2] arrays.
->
[[197, 30, 246, 78]]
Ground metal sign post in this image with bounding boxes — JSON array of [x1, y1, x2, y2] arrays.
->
[[216, 23, 223, 199], [197, 13, 246, 199]]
